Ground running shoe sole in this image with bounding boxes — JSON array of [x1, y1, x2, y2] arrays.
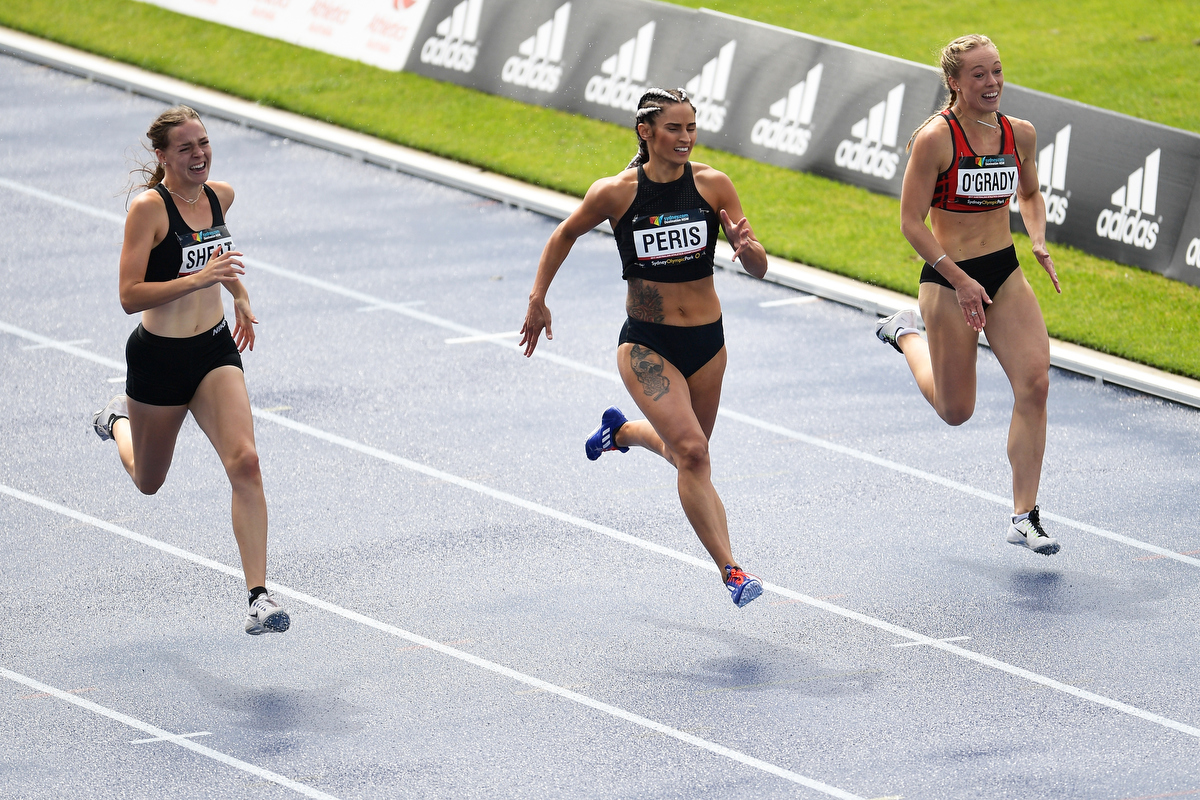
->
[[1006, 529, 1061, 556], [733, 580, 763, 608], [245, 608, 291, 635]]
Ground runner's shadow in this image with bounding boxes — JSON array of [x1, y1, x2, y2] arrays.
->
[[164, 653, 366, 734], [622, 617, 880, 698]]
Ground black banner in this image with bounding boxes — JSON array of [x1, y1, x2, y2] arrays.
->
[[1003, 86, 1200, 284], [403, 0, 1200, 287]]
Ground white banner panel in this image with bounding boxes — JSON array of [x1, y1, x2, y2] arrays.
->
[[136, 0, 433, 72]]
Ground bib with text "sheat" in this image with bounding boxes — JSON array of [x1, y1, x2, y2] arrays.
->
[[175, 225, 235, 277], [631, 210, 709, 267], [955, 154, 1019, 207]]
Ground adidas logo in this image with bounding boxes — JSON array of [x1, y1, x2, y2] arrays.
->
[[750, 63, 823, 156], [420, 0, 483, 73], [1095, 149, 1160, 250], [1187, 236, 1200, 268], [584, 21, 656, 112], [1011, 124, 1071, 225], [834, 84, 905, 180], [501, 2, 570, 93], [683, 40, 736, 133]]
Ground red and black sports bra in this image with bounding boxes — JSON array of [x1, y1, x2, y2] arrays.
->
[[931, 110, 1022, 213]]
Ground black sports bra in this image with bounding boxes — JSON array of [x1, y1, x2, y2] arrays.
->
[[613, 163, 718, 283], [143, 183, 235, 282]]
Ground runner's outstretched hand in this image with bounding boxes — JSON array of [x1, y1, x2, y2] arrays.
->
[[720, 208, 756, 263], [1033, 243, 1061, 294], [520, 298, 553, 357]]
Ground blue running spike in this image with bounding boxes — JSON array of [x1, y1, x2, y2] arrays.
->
[[585, 406, 630, 461]]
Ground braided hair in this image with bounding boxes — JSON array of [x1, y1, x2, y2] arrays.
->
[[627, 88, 696, 170], [906, 34, 997, 153]]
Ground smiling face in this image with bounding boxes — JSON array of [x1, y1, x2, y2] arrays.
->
[[950, 44, 1003, 115], [155, 118, 211, 187], [638, 103, 697, 167]]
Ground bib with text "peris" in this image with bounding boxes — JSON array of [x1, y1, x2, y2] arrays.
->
[[175, 225, 235, 278], [631, 209, 710, 269], [955, 154, 1019, 207]]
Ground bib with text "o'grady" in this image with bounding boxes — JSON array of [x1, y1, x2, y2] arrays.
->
[[176, 225, 235, 277], [631, 210, 709, 269], [931, 111, 1022, 214], [956, 154, 1019, 208]]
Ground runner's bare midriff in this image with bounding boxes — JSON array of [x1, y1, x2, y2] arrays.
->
[[929, 204, 1014, 262], [625, 275, 722, 326], [140, 284, 225, 337]]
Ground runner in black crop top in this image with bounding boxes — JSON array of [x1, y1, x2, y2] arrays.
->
[[881, 35, 1063, 556], [93, 105, 290, 634], [521, 88, 771, 608], [614, 163, 719, 283], [144, 183, 236, 283]]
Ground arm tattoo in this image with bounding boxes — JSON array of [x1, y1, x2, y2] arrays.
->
[[630, 344, 670, 400], [626, 278, 665, 323]]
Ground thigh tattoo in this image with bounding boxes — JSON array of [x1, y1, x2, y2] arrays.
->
[[630, 344, 670, 400]]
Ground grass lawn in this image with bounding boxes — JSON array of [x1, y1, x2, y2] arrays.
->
[[2, 0, 1199, 378]]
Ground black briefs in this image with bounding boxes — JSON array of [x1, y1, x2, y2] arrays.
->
[[618, 316, 725, 379], [920, 244, 1021, 300], [125, 318, 243, 406]]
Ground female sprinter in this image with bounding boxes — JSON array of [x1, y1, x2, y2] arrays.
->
[[92, 106, 290, 633], [875, 35, 1062, 555], [520, 88, 770, 606]]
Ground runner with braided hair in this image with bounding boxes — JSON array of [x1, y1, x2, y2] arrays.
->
[[876, 34, 1062, 555], [521, 88, 770, 607]]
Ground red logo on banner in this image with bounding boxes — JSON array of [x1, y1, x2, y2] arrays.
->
[[394, 0, 416, 8]]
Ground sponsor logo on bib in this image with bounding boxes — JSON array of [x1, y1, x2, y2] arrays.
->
[[632, 209, 708, 266], [177, 225, 234, 277]]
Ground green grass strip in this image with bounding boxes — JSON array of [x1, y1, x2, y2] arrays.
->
[[3, 0, 1200, 380]]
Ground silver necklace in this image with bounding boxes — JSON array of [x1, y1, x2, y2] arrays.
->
[[165, 184, 203, 206], [974, 116, 997, 129]]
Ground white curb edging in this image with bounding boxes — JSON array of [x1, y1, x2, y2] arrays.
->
[[3, 25, 1199, 410]]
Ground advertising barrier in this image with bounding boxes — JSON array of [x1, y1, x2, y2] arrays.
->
[[138, 0, 1200, 287], [1003, 86, 1200, 281], [138, 0, 433, 72]]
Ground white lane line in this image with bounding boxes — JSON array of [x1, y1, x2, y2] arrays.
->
[[22, 338, 91, 349], [0, 666, 338, 800], [13, 382, 1200, 744], [760, 296, 820, 307], [0, 485, 863, 800], [130, 731, 212, 744], [892, 637, 971, 648], [107, 375, 127, 383], [445, 331, 522, 345], [1, 179, 1197, 566], [4, 327, 1200, 739], [358, 301, 424, 312]]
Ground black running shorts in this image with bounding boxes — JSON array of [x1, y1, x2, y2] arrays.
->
[[125, 318, 243, 406]]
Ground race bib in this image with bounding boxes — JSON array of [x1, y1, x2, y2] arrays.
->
[[956, 154, 1019, 206], [176, 225, 235, 277], [632, 209, 709, 266]]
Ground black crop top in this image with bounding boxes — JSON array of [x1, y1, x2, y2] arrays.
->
[[143, 183, 235, 283], [614, 163, 718, 283]]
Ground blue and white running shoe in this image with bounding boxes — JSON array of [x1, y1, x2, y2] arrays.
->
[[245, 593, 291, 635], [725, 565, 763, 608], [585, 406, 630, 461]]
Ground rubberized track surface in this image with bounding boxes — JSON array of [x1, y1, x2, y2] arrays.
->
[[2, 55, 1199, 800]]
